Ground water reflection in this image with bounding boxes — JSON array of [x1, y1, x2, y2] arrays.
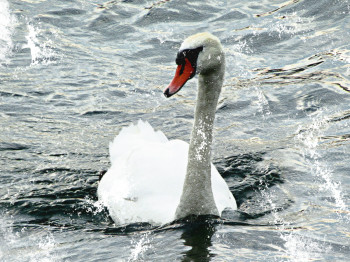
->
[[180, 217, 216, 262]]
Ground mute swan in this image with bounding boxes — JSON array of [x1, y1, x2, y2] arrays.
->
[[98, 32, 237, 225]]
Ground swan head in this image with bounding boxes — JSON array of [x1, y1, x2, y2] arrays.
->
[[164, 32, 224, 98]]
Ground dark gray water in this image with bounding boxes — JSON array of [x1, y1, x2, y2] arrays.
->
[[1, 0, 350, 261]]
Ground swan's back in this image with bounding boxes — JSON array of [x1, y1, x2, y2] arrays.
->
[[109, 120, 168, 162], [98, 120, 236, 225]]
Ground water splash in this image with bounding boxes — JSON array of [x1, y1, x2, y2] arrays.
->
[[0, 215, 60, 262], [262, 109, 350, 259], [0, 0, 16, 64], [32, 233, 59, 262], [281, 232, 332, 262], [128, 231, 152, 262], [25, 23, 58, 66], [269, 11, 314, 41], [84, 196, 106, 216], [0, 216, 16, 260], [259, 186, 330, 261], [296, 110, 347, 212], [255, 85, 272, 118]]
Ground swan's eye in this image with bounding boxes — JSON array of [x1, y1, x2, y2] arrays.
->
[[175, 46, 204, 70], [176, 52, 185, 66]]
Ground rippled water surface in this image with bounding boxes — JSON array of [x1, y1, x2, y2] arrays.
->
[[1, 0, 350, 261]]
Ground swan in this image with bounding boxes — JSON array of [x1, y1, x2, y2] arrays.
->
[[97, 32, 237, 225]]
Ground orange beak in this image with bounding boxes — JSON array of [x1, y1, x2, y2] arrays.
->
[[164, 58, 195, 98]]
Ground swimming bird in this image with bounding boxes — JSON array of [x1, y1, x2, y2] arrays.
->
[[97, 32, 237, 225]]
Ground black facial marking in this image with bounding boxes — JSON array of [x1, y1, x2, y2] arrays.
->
[[99, 170, 107, 181], [176, 46, 203, 78]]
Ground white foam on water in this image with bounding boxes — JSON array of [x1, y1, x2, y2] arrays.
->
[[0, 0, 16, 64]]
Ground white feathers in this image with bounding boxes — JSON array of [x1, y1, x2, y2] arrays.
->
[[109, 120, 168, 163], [97, 120, 236, 225], [179, 32, 221, 51]]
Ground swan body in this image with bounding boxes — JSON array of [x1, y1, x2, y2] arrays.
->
[[98, 32, 237, 225], [97, 120, 236, 225]]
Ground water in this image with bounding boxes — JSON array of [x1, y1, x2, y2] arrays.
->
[[1, 0, 350, 261]]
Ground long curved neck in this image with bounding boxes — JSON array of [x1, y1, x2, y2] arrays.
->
[[175, 66, 225, 220]]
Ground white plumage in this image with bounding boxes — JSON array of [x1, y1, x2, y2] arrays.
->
[[97, 120, 236, 225]]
